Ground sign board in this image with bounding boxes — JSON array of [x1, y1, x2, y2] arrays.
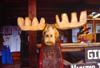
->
[[85, 47, 100, 62], [70, 63, 98, 68], [97, 63, 100, 68]]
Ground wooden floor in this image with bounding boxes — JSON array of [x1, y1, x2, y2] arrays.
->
[[1, 61, 21, 68], [1, 61, 70, 68]]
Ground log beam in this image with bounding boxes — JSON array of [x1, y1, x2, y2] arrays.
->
[[28, 0, 37, 68], [37, 43, 100, 52]]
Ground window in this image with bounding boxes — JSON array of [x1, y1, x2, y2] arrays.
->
[[87, 24, 93, 34], [96, 24, 100, 33], [72, 28, 79, 43]]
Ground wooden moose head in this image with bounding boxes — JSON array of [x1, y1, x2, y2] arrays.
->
[[17, 11, 87, 45]]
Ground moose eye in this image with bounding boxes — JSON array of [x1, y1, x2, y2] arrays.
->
[[46, 35, 49, 37], [47, 27, 49, 29], [52, 26, 54, 29], [47, 25, 50, 29], [50, 35, 52, 37]]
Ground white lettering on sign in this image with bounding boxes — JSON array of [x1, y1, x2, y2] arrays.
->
[[93, 50, 98, 59], [71, 64, 96, 68], [97, 63, 100, 68], [88, 50, 93, 59], [71, 64, 76, 68], [88, 50, 100, 59], [99, 50, 100, 59]]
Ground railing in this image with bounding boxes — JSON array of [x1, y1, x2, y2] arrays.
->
[[37, 43, 100, 52]]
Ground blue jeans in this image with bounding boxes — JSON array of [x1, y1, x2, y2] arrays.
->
[[1, 46, 13, 64]]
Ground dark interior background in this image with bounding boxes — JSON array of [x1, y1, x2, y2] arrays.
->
[[0, 0, 100, 44], [0, 0, 100, 27]]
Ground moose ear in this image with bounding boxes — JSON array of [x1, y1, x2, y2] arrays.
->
[[42, 24, 48, 38], [42, 31, 45, 38], [55, 28, 59, 40]]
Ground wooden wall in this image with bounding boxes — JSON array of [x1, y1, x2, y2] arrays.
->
[[37, 0, 100, 23], [0, 0, 100, 26]]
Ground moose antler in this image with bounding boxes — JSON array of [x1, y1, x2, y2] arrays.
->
[[17, 17, 46, 31], [55, 10, 87, 30]]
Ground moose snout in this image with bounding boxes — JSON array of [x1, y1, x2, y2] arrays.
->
[[45, 34, 53, 42], [44, 28, 55, 45]]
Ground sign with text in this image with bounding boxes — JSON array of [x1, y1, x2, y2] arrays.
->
[[85, 47, 100, 62], [70, 63, 98, 68]]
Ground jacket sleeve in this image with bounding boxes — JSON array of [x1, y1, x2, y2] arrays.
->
[[58, 38, 64, 68], [39, 39, 44, 68]]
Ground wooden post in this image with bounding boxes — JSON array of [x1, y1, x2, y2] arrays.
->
[[28, 0, 37, 68]]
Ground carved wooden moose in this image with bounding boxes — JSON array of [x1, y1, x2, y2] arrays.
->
[[17, 11, 87, 68]]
